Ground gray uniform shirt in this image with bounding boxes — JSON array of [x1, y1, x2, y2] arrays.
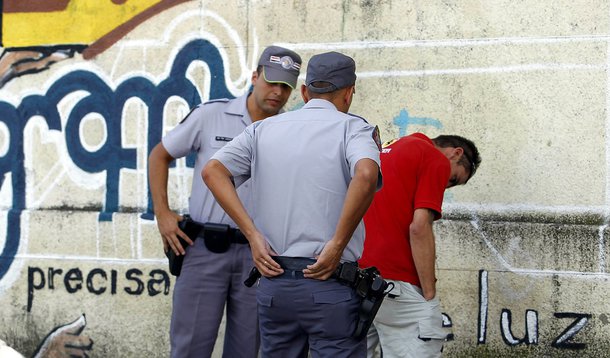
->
[[212, 99, 381, 261], [162, 93, 253, 225]]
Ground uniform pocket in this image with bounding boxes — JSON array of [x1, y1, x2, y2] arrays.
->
[[257, 292, 273, 307], [311, 288, 358, 338]]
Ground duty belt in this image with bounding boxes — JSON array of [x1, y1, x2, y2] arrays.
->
[[244, 255, 393, 341], [180, 214, 248, 244]]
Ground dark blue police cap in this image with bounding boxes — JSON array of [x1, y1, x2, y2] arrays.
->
[[305, 51, 356, 93]]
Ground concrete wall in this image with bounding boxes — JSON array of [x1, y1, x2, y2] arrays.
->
[[1, 1, 608, 356]]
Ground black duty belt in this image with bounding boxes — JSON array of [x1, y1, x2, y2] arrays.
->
[[179, 215, 248, 253], [270, 256, 357, 282]]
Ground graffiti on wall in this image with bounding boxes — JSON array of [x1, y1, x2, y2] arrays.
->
[[0, 0, 191, 88], [1, 3, 600, 355], [476, 270, 591, 350], [0, 36, 237, 282]]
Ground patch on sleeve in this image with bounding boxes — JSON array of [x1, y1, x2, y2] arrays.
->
[[372, 125, 382, 151]]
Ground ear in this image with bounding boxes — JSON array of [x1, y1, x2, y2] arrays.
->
[[345, 86, 355, 104], [450, 147, 464, 160], [251, 71, 258, 86], [301, 84, 310, 103]]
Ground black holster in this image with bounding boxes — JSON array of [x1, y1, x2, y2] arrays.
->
[[165, 215, 199, 276], [334, 263, 393, 340]]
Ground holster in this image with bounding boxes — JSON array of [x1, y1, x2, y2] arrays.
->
[[334, 263, 393, 340], [165, 215, 199, 276], [202, 222, 231, 253]]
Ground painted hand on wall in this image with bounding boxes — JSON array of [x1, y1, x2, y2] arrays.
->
[[33, 314, 93, 358]]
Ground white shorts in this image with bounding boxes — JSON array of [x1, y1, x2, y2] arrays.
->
[[367, 280, 450, 358]]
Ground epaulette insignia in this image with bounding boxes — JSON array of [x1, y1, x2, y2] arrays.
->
[[347, 112, 369, 124], [179, 104, 202, 124], [203, 98, 230, 105]]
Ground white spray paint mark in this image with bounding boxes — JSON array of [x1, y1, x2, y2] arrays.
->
[[554, 316, 589, 345], [14, 253, 164, 264], [500, 310, 521, 345], [599, 224, 607, 273], [0, 122, 9, 157], [275, 35, 610, 51], [478, 270, 488, 344], [526, 310, 539, 344], [356, 63, 604, 78], [470, 213, 610, 278], [130, 215, 136, 259]]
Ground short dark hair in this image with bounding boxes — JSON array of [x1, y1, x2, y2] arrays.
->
[[306, 81, 348, 100], [432, 135, 481, 181]]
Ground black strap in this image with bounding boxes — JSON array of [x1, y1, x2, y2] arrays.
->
[[181, 215, 248, 244]]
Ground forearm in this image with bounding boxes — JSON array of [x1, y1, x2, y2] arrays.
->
[[148, 144, 172, 216], [410, 209, 437, 300], [333, 159, 379, 248], [202, 159, 255, 235], [203, 159, 284, 276]]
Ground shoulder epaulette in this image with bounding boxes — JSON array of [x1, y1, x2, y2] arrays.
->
[[203, 98, 230, 105], [347, 112, 369, 124], [179, 104, 202, 124]]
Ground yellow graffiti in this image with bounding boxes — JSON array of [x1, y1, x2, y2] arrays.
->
[[3, 0, 163, 48]]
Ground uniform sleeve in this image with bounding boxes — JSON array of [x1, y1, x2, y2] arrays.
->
[[162, 106, 203, 158], [345, 119, 382, 182], [210, 122, 256, 179]]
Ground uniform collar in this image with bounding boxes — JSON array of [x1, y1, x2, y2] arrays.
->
[[224, 92, 253, 125], [302, 98, 338, 111]]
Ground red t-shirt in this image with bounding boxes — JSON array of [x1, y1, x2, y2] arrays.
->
[[359, 133, 450, 286]]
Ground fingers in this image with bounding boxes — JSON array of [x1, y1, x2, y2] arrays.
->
[[256, 255, 283, 277], [53, 314, 87, 335], [34, 315, 93, 357], [160, 216, 193, 255], [303, 262, 335, 280]]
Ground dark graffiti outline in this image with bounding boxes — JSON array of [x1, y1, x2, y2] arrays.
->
[[0, 38, 236, 282], [551, 312, 591, 350], [500, 308, 539, 346]]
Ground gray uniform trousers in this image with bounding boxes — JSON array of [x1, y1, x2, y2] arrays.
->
[[256, 273, 366, 358], [170, 238, 258, 358]]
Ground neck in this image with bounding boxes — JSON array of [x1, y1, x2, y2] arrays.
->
[[246, 93, 267, 122]]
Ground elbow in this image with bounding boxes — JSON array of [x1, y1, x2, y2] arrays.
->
[[201, 160, 216, 186], [355, 159, 380, 189], [202, 159, 230, 188], [409, 221, 428, 241]]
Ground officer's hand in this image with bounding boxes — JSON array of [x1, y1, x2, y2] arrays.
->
[[303, 240, 342, 280], [250, 231, 283, 277], [156, 211, 193, 255]]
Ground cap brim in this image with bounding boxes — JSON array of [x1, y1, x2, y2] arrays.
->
[[262, 67, 298, 89]]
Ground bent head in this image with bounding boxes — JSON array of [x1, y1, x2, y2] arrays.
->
[[432, 135, 481, 188]]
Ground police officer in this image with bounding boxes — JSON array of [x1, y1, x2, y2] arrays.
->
[[203, 51, 382, 358], [148, 46, 302, 358]]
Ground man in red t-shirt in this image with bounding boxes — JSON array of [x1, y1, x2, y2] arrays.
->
[[360, 133, 481, 358]]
